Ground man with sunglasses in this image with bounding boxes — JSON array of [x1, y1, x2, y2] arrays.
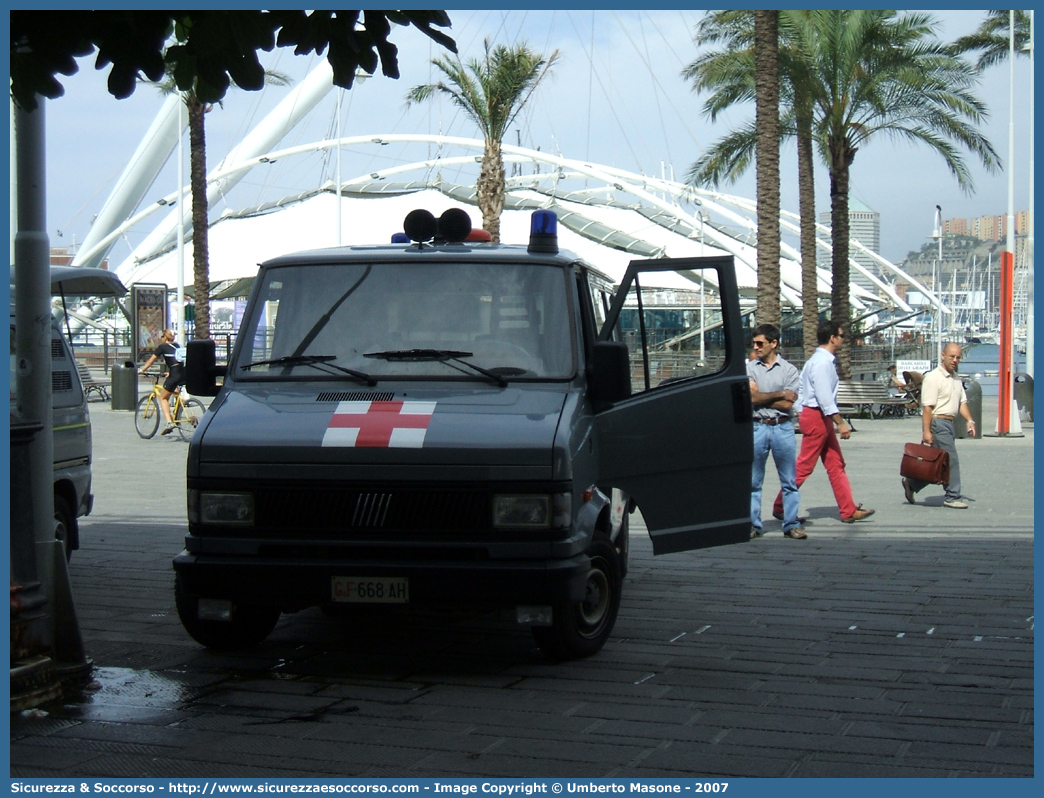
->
[[747, 324, 805, 539], [772, 320, 875, 525]]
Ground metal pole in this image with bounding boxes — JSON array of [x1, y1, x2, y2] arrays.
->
[[971, 256, 977, 329], [890, 290, 895, 363], [13, 98, 56, 593], [933, 205, 943, 364], [1027, 10, 1035, 377], [336, 88, 342, 246], [176, 98, 185, 346], [13, 97, 56, 654], [938, 209, 944, 361], [10, 107, 16, 264], [988, 252, 993, 324], [699, 283, 706, 363], [997, 251, 1014, 434], [1006, 11, 1017, 376]]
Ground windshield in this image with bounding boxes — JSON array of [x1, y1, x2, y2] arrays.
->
[[234, 260, 575, 381]]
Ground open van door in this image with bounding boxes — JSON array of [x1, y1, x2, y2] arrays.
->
[[594, 256, 753, 554], [48, 266, 128, 298], [9, 264, 129, 299]]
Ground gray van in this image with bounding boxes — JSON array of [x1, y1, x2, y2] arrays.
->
[[178, 208, 753, 659], [10, 265, 127, 558]]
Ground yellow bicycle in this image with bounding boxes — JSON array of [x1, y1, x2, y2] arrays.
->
[[134, 372, 205, 440]]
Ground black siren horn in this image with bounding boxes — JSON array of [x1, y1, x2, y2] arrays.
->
[[437, 208, 473, 243], [403, 209, 438, 243]]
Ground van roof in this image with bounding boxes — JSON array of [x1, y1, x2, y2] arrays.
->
[[9, 265, 128, 298], [259, 242, 614, 284]]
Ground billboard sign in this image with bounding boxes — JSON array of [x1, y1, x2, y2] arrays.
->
[[132, 284, 168, 361]]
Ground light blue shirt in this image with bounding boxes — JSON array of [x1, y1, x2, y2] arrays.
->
[[798, 346, 840, 416], [747, 355, 800, 420]]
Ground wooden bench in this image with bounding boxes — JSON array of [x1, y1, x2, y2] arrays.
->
[[76, 361, 111, 402], [835, 379, 909, 428]]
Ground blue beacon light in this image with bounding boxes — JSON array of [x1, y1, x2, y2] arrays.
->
[[528, 210, 559, 254], [390, 232, 410, 243]]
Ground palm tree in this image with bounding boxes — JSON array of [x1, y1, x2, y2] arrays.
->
[[684, 10, 820, 352], [952, 10, 1032, 71], [158, 71, 289, 340], [406, 39, 558, 242], [754, 10, 781, 329], [687, 11, 1000, 374], [186, 91, 212, 341], [806, 10, 999, 375]]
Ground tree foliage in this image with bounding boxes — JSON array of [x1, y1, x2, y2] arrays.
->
[[406, 38, 558, 242], [951, 10, 1032, 72], [155, 69, 290, 341], [684, 10, 820, 350], [10, 10, 456, 110], [685, 9, 1000, 374]]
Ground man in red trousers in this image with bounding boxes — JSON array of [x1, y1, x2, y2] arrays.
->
[[772, 320, 875, 524]]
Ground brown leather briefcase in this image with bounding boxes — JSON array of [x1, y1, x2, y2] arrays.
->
[[900, 442, 950, 485]]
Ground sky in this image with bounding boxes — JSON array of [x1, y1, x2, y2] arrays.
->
[[31, 9, 1034, 269]]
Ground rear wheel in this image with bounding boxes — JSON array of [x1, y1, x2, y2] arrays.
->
[[532, 536, 622, 661], [134, 395, 160, 438], [174, 574, 280, 649], [176, 398, 206, 439]]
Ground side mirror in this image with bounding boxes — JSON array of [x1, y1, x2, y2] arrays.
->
[[589, 341, 631, 407], [185, 339, 226, 397]]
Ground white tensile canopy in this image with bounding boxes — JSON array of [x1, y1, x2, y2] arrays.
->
[[125, 185, 881, 305]]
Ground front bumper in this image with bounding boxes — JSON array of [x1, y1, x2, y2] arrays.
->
[[173, 549, 590, 610]]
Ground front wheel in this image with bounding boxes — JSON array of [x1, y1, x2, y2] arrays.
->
[[532, 537, 622, 661], [54, 494, 75, 562], [175, 574, 280, 649], [134, 394, 160, 438]]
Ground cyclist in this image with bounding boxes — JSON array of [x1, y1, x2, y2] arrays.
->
[[139, 329, 186, 435]]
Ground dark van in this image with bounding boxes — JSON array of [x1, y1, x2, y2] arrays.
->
[[177, 209, 753, 659]]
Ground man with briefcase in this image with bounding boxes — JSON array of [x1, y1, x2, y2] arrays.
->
[[902, 343, 976, 509]]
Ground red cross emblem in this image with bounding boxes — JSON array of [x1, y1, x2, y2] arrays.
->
[[322, 400, 436, 448]]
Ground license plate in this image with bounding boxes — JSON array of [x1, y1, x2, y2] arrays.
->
[[331, 576, 409, 604]]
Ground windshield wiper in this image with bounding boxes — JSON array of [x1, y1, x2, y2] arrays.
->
[[242, 354, 377, 386], [364, 348, 508, 387]]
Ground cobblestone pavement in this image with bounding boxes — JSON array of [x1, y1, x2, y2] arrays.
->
[[10, 395, 1034, 777]]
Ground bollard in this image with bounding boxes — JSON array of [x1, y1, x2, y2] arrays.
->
[[110, 361, 139, 410], [1014, 372, 1034, 422], [957, 378, 982, 439]]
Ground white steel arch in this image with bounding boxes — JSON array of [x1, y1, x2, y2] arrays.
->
[[105, 130, 934, 313]]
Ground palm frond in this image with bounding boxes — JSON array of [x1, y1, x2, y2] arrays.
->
[[951, 10, 1032, 72]]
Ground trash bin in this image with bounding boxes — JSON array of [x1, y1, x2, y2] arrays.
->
[[111, 361, 138, 410], [957, 378, 982, 439], [1014, 372, 1034, 422]]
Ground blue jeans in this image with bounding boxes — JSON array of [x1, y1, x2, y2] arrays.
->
[[752, 420, 800, 532]]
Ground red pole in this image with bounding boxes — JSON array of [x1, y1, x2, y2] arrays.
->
[[997, 251, 1014, 434]]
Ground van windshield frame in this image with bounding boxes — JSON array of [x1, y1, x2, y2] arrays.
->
[[233, 260, 578, 382]]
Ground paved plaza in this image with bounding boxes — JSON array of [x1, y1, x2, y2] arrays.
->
[[10, 389, 1035, 778]]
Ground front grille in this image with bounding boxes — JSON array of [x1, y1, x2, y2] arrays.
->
[[257, 543, 490, 561], [255, 485, 489, 536], [316, 391, 395, 402]]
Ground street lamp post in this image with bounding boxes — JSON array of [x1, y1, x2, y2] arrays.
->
[[933, 205, 943, 364]]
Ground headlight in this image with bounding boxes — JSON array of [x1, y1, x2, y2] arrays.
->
[[190, 491, 254, 525], [492, 492, 571, 530]]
